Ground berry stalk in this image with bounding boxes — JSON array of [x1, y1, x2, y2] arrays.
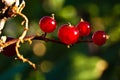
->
[[2, 35, 93, 49]]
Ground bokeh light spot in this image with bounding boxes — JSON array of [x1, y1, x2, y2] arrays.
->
[[33, 42, 46, 57]]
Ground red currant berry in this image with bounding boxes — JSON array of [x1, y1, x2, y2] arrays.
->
[[76, 19, 91, 36], [92, 31, 107, 46], [58, 24, 79, 45], [39, 15, 56, 33], [1, 37, 16, 57]]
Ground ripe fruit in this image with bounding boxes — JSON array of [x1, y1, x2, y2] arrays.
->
[[76, 19, 91, 36], [92, 31, 107, 46], [58, 24, 79, 45], [1, 37, 16, 57], [39, 15, 56, 33]]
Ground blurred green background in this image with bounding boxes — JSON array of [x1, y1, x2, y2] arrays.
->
[[0, 0, 120, 80]]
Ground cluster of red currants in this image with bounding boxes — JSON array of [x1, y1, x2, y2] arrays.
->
[[39, 15, 108, 46], [1, 15, 108, 57]]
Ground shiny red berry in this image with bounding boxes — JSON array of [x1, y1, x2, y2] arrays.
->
[[76, 19, 91, 36], [1, 37, 16, 57], [58, 24, 79, 45], [92, 31, 107, 46], [39, 16, 56, 33]]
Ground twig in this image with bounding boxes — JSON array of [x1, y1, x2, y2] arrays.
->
[[3, 35, 93, 49]]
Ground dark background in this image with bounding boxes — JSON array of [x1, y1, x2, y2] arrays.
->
[[0, 0, 120, 80]]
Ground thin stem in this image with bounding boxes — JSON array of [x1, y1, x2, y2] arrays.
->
[[3, 35, 93, 48], [2, 35, 92, 69]]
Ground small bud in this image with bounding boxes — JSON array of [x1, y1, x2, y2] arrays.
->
[[51, 13, 55, 19], [80, 18, 84, 22], [106, 35, 110, 40], [67, 45, 71, 48]]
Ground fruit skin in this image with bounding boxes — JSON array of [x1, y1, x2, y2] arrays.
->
[[39, 16, 56, 33], [58, 24, 80, 45], [92, 31, 107, 46], [76, 20, 91, 36], [1, 37, 16, 57]]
